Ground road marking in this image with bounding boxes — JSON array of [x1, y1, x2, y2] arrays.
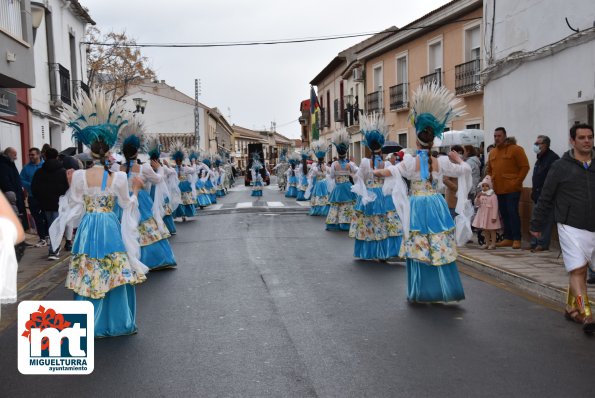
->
[[229, 186, 248, 192], [236, 202, 253, 208], [295, 201, 311, 207], [266, 201, 285, 207], [205, 204, 223, 211]]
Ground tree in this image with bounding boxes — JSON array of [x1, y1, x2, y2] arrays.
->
[[86, 26, 156, 101]]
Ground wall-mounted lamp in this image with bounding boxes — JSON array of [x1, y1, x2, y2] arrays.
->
[[133, 97, 148, 114], [31, 3, 45, 29]]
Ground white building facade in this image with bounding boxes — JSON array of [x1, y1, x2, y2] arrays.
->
[[29, 0, 94, 151], [482, 0, 595, 187]]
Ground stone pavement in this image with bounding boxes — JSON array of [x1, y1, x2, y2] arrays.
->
[[458, 243, 594, 305]]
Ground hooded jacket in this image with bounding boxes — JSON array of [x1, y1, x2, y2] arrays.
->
[[0, 154, 25, 216], [31, 159, 69, 211], [531, 148, 559, 203], [531, 149, 595, 233], [486, 137, 530, 194]]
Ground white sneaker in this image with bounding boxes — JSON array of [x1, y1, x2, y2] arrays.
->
[[35, 239, 48, 248]]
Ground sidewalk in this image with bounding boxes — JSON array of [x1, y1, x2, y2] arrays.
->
[[458, 243, 594, 306]]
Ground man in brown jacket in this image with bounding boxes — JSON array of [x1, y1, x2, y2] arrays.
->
[[486, 127, 530, 249]]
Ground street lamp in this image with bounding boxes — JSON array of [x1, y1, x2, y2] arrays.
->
[[133, 97, 148, 114]]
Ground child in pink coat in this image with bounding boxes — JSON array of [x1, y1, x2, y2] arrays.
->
[[472, 175, 502, 249]]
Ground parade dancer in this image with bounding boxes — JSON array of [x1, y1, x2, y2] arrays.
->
[[147, 136, 177, 235], [119, 120, 176, 270], [307, 140, 330, 216], [349, 114, 403, 260], [195, 156, 212, 208], [326, 128, 357, 231], [250, 153, 265, 197], [285, 152, 299, 198], [202, 157, 217, 204], [375, 83, 471, 303], [171, 141, 197, 220], [296, 151, 310, 201], [50, 90, 148, 337], [214, 155, 227, 197], [274, 149, 289, 192]]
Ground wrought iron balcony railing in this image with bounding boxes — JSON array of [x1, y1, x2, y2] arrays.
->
[[389, 83, 408, 110], [455, 59, 482, 95], [420, 69, 443, 87], [366, 90, 383, 114], [49, 63, 71, 106]]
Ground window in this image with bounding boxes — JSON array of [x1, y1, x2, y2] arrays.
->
[[0, 0, 23, 41], [428, 40, 443, 73], [373, 65, 383, 92], [398, 133, 407, 148], [396, 55, 407, 85], [466, 123, 481, 130], [465, 25, 481, 61]]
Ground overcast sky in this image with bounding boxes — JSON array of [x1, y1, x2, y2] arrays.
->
[[81, 0, 451, 139]]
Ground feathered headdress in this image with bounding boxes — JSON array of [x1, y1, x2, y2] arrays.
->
[[360, 112, 389, 152], [300, 150, 311, 161], [169, 140, 186, 162], [146, 136, 161, 160], [201, 152, 212, 167], [287, 151, 300, 166], [188, 149, 199, 161], [331, 127, 350, 156], [118, 117, 146, 152], [310, 140, 327, 160], [250, 152, 263, 171], [61, 89, 128, 151], [409, 83, 466, 143], [213, 154, 222, 167]]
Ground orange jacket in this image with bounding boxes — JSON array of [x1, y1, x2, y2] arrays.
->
[[486, 137, 530, 194]]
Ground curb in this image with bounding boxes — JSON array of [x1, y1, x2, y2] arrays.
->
[[457, 253, 566, 306], [197, 206, 310, 216]]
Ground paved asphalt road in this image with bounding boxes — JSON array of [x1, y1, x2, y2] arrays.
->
[[1, 184, 594, 397]]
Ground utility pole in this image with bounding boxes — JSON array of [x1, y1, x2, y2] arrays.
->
[[194, 78, 201, 149]]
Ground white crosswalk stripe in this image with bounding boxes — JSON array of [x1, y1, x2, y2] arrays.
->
[[205, 204, 223, 211], [266, 202, 285, 207], [236, 202, 253, 208]]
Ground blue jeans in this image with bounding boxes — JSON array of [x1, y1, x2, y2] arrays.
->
[[497, 191, 521, 241], [45, 211, 59, 255], [529, 204, 554, 249]]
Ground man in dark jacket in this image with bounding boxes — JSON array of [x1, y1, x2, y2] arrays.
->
[[530, 124, 595, 333], [528, 135, 559, 251], [0, 147, 28, 230], [31, 148, 69, 260]]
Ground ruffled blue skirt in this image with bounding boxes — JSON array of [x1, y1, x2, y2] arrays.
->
[[137, 191, 176, 270], [74, 284, 137, 337], [174, 180, 196, 218], [328, 181, 356, 203], [326, 181, 355, 231], [296, 176, 308, 201], [285, 175, 298, 198], [216, 189, 226, 197], [309, 179, 329, 216], [251, 180, 263, 197], [163, 214, 176, 235], [405, 193, 464, 302], [196, 193, 212, 207], [205, 179, 217, 204]]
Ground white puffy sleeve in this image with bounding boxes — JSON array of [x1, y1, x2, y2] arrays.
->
[[351, 158, 376, 205], [388, 165, 411, 240], [49, 170, 85, 251], [141, 163, 168, 233], [438, 156, 473, 246], [0, 216, 18, 304], [397, 154, 417, 180], [164, 166, 182, 212], [349, 161, 359, 174], [113, 172, 148, 274]]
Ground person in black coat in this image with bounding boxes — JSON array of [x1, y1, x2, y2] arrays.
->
[[31, 148, 69, 258], [529, 135, 559, 251], [0, 147, 28, 230]]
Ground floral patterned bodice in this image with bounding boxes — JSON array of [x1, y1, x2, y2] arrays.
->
[[83, 194, 116, 213], [365, 175, 384, 189], [336, 175, 350, 183], [410, 180, 438, 196]]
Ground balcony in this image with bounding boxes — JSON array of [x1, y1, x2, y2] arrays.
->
[[320, 107, 329, 128], [366, 90, 383, 114], [49, 63, 71, 107], [455, 59, 482, 96], [334, 98, 343, 122], [420, 69, 443, 86], [72, 80, 90, 99], [389, 83, 408, 111]]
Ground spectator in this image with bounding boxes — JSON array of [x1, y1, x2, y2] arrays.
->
[[486, 127, 530, 249], [530, 123, 594, 333], [0, 147, 28, 230], [464, 145, 481, 197], [31, 148, 69, 260], [444, 145, 464, 219], [20, 147, 48, 247], [483, 144, 495, 177], [527, 135, 559, 252]]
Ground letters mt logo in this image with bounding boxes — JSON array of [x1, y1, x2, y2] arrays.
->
[[18, 301, 94, 375]]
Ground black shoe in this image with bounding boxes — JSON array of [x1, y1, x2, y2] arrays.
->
[[587, 276, 595, 285], [64, 240, 73, 251]]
